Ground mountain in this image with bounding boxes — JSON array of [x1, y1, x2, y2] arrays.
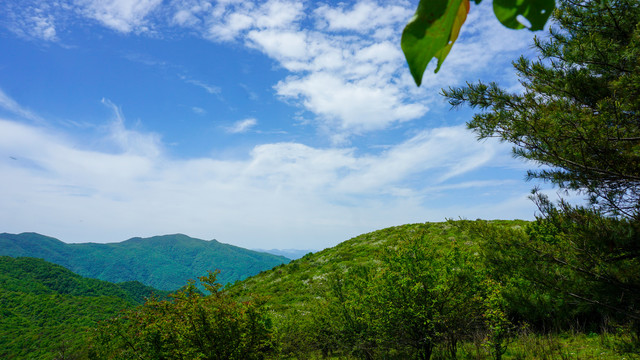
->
[[0, 232, 290, 290], [0, 256, 166, 359]]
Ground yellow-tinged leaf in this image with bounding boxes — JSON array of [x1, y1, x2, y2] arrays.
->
[[434, 0, 471, 71]]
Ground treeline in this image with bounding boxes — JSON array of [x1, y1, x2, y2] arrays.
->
[[89, 271, 275, 360]]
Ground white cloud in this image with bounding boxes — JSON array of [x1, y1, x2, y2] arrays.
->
[[254, 0, 303, 29], [208, 11, 254, 41], [0, 117, 535, 248], [75, 0, 162, 33], [170, 0, 212, 27], [1, 1, 60, 41], [246, 29, 309, 60], [333, 126, 503, 193], [276, 72, 426, 136], [203, 0, 304, 42], [226, 118, 257, 133], [314, 1, 412, 33], [30, 13, 57, 40]]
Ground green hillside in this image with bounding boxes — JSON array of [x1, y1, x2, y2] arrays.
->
[[228, 221, 511, 313], [0, 232, 290, 290], [0, 256, 167, 359], [223, 220, 638, 359]]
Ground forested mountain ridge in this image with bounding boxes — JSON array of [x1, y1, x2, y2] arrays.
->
[[0, 256, 167, 359], [0, 232, 290, 290]]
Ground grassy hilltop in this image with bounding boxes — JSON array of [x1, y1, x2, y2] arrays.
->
[[227, 221, 514, 313]]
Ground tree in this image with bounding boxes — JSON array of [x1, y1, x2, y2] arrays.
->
[[402, 0, 555, 86], [373, 237, 485, 360], [89, 271, 275, 360], [443, 0, 640, 218], [442, 0, 640, 332], [315, 233, 486, 360]]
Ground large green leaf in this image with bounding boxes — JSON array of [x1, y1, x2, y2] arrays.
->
[[493, 0, 555, 30], [402, 0, 470, 86]]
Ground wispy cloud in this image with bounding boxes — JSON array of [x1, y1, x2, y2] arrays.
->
[[180, 76, 221, 95], [0, 114, 540, 248], [192, 107, 206, 115], [226, 118, 257, 134], [101, 98, 163, 158], [0, 88, 44, 123], [314, 1, 411, 33], [203, 0, 304, 42]]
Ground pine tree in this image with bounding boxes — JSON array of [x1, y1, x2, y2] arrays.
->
[[442, 0, 640, 333], [444, 0, 640, 218]]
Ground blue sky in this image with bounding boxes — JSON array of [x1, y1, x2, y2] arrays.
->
[[0, 0, 558, 250]]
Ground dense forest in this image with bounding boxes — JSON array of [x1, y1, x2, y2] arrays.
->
[[0, 232, 289, 290], [0, 256, 169, 359]]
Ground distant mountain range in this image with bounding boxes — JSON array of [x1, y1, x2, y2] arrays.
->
[[0, 232, 290, 290]]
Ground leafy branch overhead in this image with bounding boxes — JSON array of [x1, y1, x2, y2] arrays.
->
[[402, 0, 555, 86]]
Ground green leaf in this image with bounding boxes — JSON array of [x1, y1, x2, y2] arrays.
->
[[493, 0, 555, 30], [402, 0, 470, 86]]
